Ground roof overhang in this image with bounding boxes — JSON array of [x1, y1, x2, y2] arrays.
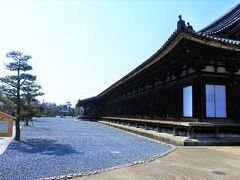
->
[[96, 30, 240, 98]]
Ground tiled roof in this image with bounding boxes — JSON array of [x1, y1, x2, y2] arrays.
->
[[96, 28, 240, 98], [78, 97, 96, 103], [199, 3, 240, 35], [197, 32, 240, 46]]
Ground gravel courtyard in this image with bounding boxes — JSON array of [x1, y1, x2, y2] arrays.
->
[[0, 117, 173, 180]]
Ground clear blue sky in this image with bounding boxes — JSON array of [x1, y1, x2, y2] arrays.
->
[[0, 0, 238, 105]]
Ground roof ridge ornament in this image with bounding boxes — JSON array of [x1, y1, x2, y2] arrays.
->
[[177, 15, 195, 32], [177, 15, 186, 30], [187, 22, 194, 31]]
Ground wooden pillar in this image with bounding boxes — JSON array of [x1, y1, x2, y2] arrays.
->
[[228, 82, 240, 123], [193, 78, 203, 121], [167, 87, 169, 118], [193, 63, 203, 122]]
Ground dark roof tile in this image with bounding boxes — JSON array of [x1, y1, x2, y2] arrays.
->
[[199, 3, 240, 35]]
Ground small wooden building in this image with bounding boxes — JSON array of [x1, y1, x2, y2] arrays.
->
[[0, 111, 15, 137], [77, 4, 240, 137]]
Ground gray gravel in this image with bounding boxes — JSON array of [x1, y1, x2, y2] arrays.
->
[[0, 117, 173, 180]]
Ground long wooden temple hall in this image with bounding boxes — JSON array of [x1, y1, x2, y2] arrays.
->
[[77, 4, 240, 142]]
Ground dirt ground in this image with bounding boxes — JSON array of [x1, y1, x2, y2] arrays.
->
[[75, 147, 240, 180]]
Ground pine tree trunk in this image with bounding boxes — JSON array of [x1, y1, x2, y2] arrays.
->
[[25, 117, 29, 126], [15, 68, 21, 141], [15, 118, 20, 141]]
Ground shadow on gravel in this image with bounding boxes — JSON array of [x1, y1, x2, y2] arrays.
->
[[10, 139, 78, 156], [30, 126, 51, 131]]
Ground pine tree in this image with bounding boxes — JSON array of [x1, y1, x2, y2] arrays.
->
[[0, 51, 36, 141]]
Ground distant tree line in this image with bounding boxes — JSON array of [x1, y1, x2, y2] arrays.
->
[[41, 101, 75, 117]]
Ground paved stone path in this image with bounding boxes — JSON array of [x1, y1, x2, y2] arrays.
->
[[76, 147, 240, 180], [0, 117, 173, 180], [0, 126, 15, 155]]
